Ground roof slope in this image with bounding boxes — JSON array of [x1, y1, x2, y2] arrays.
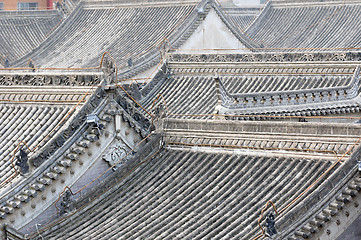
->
[[19, 119, 360, 239], [245, 0, 361, 51], [0, 73, 105, 222], [12, 1, 204, 70], [0, 11, 62, 63], [140, 74, 218, 119], [0, 104, 72, 188], [0, 85, 92, 192], [30, 118, 361, 240], [216, 5, 260, 32], [33, 148, 335, 240]]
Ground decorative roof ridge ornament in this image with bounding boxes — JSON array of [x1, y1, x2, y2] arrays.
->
[[27, 58, 36, 73], [213, 74, 225, 120], [15, 148, 29, 175], [197, 5, 206, 20], [159, 38, 171, 63], [152, 101, 167, 131], [101, 55, 116, 84], [4, 57, 9, 68], [168, 52, 361, 63], [86, 114, 100, 125], [59, 189, 73, 216], [265, 212, 277, 238], [86, 114, 104, 136]]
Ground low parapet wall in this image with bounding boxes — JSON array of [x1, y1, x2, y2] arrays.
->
[[164, 118, 361, 137], [163, 118, 361, 160]]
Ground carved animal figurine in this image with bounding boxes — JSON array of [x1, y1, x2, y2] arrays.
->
[[265, 212, 277, 237], [15, 149, 29, 175], [60, 190, 73, 216]]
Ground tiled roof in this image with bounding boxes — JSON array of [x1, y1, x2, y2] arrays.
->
[[141, 74, 217, 119], [12, 1, 205, 70], [35, 148, 336, 239], [214, 4, 261, 34], [0, 76, 106, 222], [0, 105, 71, 189], [0, 11, 62, 62], [0, 87, 92, 192], [244, 0, 361, 50], [2, 1, 361, 239], [22, 117, 361, 240], [140, 52, 361, 118]]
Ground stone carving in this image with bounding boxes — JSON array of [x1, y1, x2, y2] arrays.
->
[[102, 56, 116, 84], [154, 102, 167, 119], [169, 52, 361, 63], [0, 75, 101, 86], [15, 149, 29, 175], [102, 57, 116, 76], [102, 142, 128, 169]]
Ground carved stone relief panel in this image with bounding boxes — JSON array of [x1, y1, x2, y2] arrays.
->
[[102, 140, 130, 169]]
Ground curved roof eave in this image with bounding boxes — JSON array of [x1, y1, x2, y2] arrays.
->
[[212, 1, 263, 51]]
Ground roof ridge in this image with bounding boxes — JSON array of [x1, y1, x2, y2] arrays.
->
[[82, 0, 199, 9], [271, 0, 361, 7]]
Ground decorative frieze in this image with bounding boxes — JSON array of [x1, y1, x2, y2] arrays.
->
[[0, 74, 101, 86], [169, 52, 361, 63]]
